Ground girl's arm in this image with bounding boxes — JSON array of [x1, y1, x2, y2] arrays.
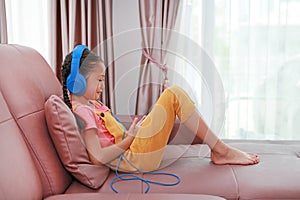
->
[[82, 117, 140, 165]]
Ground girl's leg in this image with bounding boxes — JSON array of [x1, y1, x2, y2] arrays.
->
[[111, 86, 258, 172], [183, 109, 259, 165], [114, 86, 196, 172]]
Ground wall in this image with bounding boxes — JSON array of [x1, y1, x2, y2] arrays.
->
[[113, 0, 141, 115]]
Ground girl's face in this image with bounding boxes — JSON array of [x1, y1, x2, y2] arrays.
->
[[83, 62, 106, 101]]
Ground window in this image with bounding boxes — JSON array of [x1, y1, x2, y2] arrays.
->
[[175, 0, 300, 140], [5, 0, 51, 67]]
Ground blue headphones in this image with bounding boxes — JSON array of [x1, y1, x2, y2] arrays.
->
[[66, 45, 89, 96]]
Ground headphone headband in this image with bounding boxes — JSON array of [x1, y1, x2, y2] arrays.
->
[[70, 45, 89, 73], [66, 45, 89, 96]]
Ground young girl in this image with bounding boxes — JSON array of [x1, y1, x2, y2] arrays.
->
[[62, 45, 259, 173]]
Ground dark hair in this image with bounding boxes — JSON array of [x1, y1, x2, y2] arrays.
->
[[61, 49, 102, 130], [61, 49, 102, 110]]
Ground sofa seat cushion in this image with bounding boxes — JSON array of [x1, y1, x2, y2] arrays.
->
[[65, 144, 238, 199], [146, 142, 300, 200], [64, 142, 300, 200], [45, 193, 225, 200], [45, 95, 110, 189], [144, 144, 239, 199], [226, 141, 300, 200]]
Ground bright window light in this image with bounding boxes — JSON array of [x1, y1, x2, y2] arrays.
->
[[5, 0, 51, 67]]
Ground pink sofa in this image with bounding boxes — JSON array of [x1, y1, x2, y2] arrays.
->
[[0, 44, 300, 200]]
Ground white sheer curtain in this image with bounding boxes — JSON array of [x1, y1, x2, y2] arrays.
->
[[174, 0, 300, 140], [5, 0, 51, 67]]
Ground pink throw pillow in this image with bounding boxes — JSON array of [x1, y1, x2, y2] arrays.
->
[[44, 95, 109, 189]]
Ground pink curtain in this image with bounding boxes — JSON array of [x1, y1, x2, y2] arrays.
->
[[52, 0, 116, 111], [135, 0, 180, 115], [0, 0, 7, 43]]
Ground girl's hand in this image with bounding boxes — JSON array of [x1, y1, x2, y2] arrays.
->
[[127, 115, 147, 138]]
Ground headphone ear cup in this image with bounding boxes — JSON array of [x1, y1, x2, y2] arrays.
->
[[66, 73, 87, 96], [66, 44, 89, 96]]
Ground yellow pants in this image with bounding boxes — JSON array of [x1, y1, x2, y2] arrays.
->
[[104, 86, 195, 172]]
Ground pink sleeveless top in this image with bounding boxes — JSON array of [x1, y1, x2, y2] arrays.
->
[[72, 100, 115, 147]]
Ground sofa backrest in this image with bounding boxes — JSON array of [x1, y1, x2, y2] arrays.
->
[[0, 44, 72, 199]]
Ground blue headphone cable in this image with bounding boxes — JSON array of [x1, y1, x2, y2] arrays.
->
[[109, 114, 181, 193]]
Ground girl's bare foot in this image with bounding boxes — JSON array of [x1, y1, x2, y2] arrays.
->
[[210, 141, 259, 165]]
